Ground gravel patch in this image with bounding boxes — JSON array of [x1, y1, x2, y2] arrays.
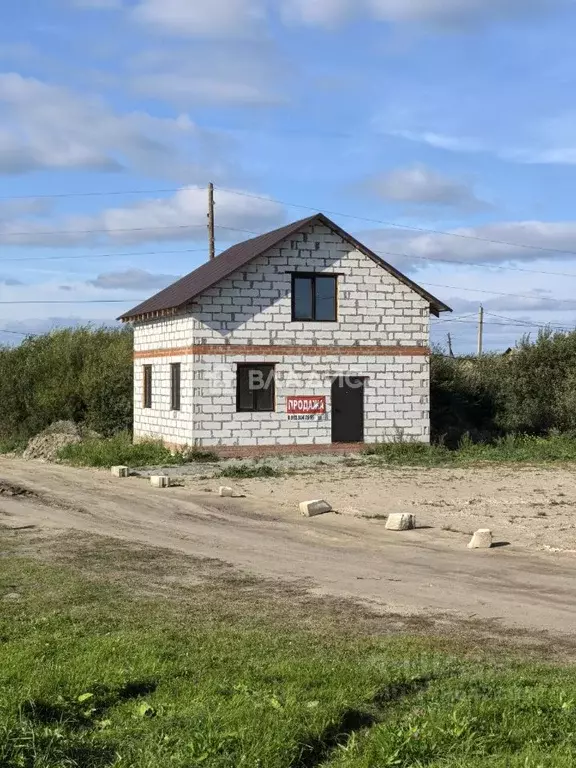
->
[[131, 452, 366, 479]]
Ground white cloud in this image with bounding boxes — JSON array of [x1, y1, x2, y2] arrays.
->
[[362, 220, 576, 268], [387, 129, 484, 154], [282, 0, 564, 28], [87, 269, 178, 290], [0, 186, 286, 248], [446, 291, 576, 314], [0, 198, 53, 220], [131, 0, 265, 37], [361, 164, 488, 210], [0, 73, 231, 180], [129, 44, 287, 108], [79, 0, 564, 39], [378, 111, 576, 168]]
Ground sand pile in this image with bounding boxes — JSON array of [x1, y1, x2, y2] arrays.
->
[[22, 421, 95, 462]]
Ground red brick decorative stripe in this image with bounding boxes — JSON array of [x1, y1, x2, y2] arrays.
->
[[163, 441, 367, 458], [134, 344, 430, 360]]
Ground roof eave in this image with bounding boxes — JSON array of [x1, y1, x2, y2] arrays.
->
[[313, 214, 452, 316]]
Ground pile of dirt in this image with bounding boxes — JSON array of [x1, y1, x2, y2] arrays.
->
[[22, 421, 96, 462]]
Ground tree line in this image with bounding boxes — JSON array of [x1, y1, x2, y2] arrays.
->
[[0, 325, 573, 448]]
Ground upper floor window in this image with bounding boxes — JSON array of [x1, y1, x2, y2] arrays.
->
[[292, 274, 338, 322]]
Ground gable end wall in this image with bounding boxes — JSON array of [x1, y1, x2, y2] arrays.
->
[[132, 222, 431, 450]]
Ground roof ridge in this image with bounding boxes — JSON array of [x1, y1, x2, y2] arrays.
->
[[119, 212, 450, 321]]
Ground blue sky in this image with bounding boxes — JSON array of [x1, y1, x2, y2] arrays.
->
[[2, 0, 576, 351]]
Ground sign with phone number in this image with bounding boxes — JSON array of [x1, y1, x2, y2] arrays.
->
[[286, 396, 326, 416]]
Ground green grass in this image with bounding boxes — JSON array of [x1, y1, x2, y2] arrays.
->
[[57, 431, 219, 468], [2, 532, 576, 767], [0, 435, 28, 455], [219, 463, 283, 479], [364, 433, 576, 467]]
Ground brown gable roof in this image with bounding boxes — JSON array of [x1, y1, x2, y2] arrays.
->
[[119, 213, 451, 321]]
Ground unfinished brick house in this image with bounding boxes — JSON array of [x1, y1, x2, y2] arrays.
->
[[120, 213, 451, 456]]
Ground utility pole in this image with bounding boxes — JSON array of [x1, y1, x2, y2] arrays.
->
[[208, 182, 215, 260], [477, 305, 484, 357], [447, 333, 454, 358]]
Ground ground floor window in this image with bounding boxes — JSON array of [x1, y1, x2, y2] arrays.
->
[[171, 363, 181, 411], [236, 364, 275, 412], [143, 365, 152, 409]]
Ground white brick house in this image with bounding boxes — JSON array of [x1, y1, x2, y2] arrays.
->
[[120, 214, 450, 456]]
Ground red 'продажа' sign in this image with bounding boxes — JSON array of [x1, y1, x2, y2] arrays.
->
[[286, 396, 326, 415]]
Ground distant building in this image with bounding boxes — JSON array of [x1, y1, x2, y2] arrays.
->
[[120, 213, 451, 456]]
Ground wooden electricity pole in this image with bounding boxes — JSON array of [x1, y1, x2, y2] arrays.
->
[[447, 333, 454, 358], [477, 305, 484, 357], [208, 182, 215, 260]]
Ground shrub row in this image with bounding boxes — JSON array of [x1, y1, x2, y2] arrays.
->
[[3, 325, 576, 453]]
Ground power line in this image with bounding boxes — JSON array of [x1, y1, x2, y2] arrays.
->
[[484, 312, 573, 331], [434, 313, 479, 324], [216, 186, 576, 261], [422, 280, 576, 307], [2, 180, 576, 265], [0, 247, 208, 265], [434, 318, 524, 329], [0, 186, 200, 202], [219, 218, 576, 283], [377, 248, 576, 280], [208, 220, 576, 309], [433, 316, 573, 331], [0, 223, 209, 239], [0, 300, 142, 305]]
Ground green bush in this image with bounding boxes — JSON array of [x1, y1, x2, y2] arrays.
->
[[7, 325, 576, 459], [0, 326, 133, 442], [431, 329, 576, 444], [58, 432, 220, 468], [219, 464, 282, 479], [364, 433, 576, 466], [58, 432, 180, 467], [363, 442, 454, 466]]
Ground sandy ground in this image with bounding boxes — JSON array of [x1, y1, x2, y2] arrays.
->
[[135, 458, 576, 553], [1, 457, 576, 641], [210, 463, 576, 554]]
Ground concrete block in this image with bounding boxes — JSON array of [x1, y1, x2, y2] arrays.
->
[[219, 486, 234, 497], [339, 508, 383, 519], [299, 499, 332, 517], [468, 529, 493, 549], [111, 466, 129, 478], [385, 513, 416, 531], [150, 476, 170, 488]]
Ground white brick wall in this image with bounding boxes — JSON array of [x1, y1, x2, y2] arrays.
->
[[134, 354, 195, 446], [190, 355, 429, 447], [132, 222, 433, 448], [190, 223, 429, 347]]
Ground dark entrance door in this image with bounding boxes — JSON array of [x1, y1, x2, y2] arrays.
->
[[331, 376, 365, 443]]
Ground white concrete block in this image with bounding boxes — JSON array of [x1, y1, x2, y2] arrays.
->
[[111, 466, 129, 478], [339, 508, 383, 519], [299, 499, 332, 517], [150, 476, 170, 488], [219, 486, 234, 497], [385, 513, 416, 531], [468, 529, 493, 549]]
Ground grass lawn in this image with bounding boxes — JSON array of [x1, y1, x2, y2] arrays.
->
[[55, 432, 576, 472], [1, 530, 576, 768]]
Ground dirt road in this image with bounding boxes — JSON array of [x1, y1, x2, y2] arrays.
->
[[1, 458, 576, 639]]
